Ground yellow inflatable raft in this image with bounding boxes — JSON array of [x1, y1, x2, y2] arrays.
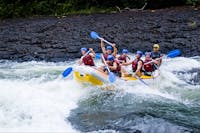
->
[[73, 66, 157, 86]]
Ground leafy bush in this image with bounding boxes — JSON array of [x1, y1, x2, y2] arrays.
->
[[0, 0, 199, 18], [186, 0, 200, 5]]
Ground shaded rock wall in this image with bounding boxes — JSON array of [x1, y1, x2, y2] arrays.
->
[[0, 6, 199, 62]]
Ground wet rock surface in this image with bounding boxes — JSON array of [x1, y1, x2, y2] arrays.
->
[[0, 6, 200, 62]]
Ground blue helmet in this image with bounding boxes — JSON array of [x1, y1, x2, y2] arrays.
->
[[136, 51, 143, 57], [80, 47, 88, 52], [106, 46, 113, 51], [107, 55, 114, 61], [145, 52, 152, 57], [122, 49, 128, 54]]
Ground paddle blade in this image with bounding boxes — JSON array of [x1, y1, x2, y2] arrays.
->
[[62, 67, 73, 77], [95, 53, 101, 59], [167, 49, 181, 58], [108, 72, 116, 83], [90, 31, 99, 39]]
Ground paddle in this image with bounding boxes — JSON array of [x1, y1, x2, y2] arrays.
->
[[95, 53, 102, 59], [90, 31, 113, 46], [62, 67, 73, 78], [144, 49, 181, 65], [167, 49, 181, 58], [134, 74, 150, 87], [62, 50, 91, 78], [101, 54, 116, 83]]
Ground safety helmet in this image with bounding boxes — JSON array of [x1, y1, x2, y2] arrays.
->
[[80, 47, 88, 52], [136, 51, 143, 57], [145, 52, 152, 57], [107, 55, 114, 61], [122, 49, 128, 54], [106, 46, 113, 51], [153, 44, 160, 49]]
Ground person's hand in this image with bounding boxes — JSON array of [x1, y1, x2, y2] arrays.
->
[[100, 37, 104, 41], [132, 73, 136, 78], [89, 48, 93, 51], [112, 43, 116, 47]]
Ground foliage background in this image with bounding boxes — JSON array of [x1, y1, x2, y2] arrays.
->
[[0, 0, 199, 18]]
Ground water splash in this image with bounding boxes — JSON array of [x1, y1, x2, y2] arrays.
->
[[0, 56, 199, 132]]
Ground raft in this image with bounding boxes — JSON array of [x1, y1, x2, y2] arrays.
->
[[73, 66, 158, 86], [73, 66, 109, 86]]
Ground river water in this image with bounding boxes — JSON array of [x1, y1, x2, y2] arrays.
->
[[0, 56, 199, 133]]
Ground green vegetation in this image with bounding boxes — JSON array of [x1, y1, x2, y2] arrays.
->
[[0, 0, 199, 18], [186, 0, 200, 5]]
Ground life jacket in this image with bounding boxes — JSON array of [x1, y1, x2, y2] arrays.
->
[[151, 51, 161, 59], [82, 55, 95, 66], [132, 58, 143, 72], [143, 59, 154, 72], [107, 60, 121, 73], [103, 53, 109, 60], [118, 55, 127, 63]]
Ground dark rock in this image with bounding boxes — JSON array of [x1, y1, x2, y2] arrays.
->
[[0, 6, 200, 62]]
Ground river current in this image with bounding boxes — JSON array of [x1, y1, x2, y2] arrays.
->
[[0, 56, 199, 132]]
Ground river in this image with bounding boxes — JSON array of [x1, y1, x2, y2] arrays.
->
[[0, 56, 199, 132]]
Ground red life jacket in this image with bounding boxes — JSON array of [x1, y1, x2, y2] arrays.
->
[[143, 59, 154, 72], [132, 58, 143, 72], [107, 60, 121, 73], [118, 55, 127, 63], [82, 55, 95, 66], [103, 53, 109, 60]]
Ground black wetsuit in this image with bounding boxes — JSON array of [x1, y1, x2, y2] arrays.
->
[[151, 51, 162, 70], [152, 51, 161, 59]]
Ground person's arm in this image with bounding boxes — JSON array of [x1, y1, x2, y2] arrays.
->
[[159, 53, 163, 65], [122, 61, 132, 66], [135, 61, 142, 76], [125, 56, 130, 63], [101, 39, 106, 54], [112, 43, 117, 57], [89, 48, 95, 58], [78, 56, 83, 65]]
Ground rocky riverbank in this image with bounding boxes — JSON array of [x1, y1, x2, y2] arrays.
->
[[0, 6, 199, 62]]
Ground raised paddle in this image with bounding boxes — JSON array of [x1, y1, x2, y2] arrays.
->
[[144, 49, 181, 65], [101, 54, 116, 83], [62, 50, 91, 78], [90, 31, 113, 46]]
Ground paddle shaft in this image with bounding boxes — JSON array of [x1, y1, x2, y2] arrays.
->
[[144, 57, 162, 65], [98, 37, 113, 46], [80, 50, 91, 61], [144, 49, 181, 65], [101, 54, 111, 73], [134, 74, 149, 87]]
